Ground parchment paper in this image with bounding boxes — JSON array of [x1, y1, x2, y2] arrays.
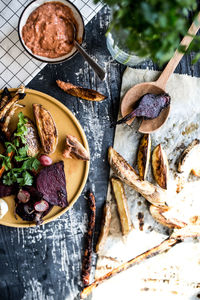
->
[[93, 68, 200, 300]]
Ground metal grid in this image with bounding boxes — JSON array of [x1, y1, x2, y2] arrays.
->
[[0, 0, 103, 89]]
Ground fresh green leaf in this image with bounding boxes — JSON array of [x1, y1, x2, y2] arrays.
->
[[5, 142, 17, 154], [18, 146, 29, 157], [0, 154, 12, 171], [99, 0, 198, 65]]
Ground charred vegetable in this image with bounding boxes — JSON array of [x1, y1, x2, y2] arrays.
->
[[36, 161, 68, 207], [63, 135, 90, 160], [108, 146, 167, 207], [114, 93, 171, 125], [25, 118, 40, 157], [0, 85, 26, 120], [178, 139, 200, 177], [152, 144, 169, 190], [33, 103, 58, 154], [111, 177, 133, 236], [137, 134, 151, 180], [80, 238, 179, 299], [57, 80, 106, 102], [96, 201, 111, 253], [82, 192, 96, 287], [0, 87, 11, 109], [149, 205, 187, 229], [1, 103, 24, 139]]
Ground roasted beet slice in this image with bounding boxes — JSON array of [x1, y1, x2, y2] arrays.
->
[[0, 181, 16, 197], [114, 93, 171, 125], [36, 161, 68, 207]]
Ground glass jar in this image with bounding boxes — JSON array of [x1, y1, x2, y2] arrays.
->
[[106, 29, 148, 67]]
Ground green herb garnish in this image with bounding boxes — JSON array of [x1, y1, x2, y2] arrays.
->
[[1, 112, 40, 187]]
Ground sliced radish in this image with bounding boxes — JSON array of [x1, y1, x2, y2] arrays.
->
[[39, 155, 52, 166], [17, 190, 30, 203], [34, 200, 49, 212]]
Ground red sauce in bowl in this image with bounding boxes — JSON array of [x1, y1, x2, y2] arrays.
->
[[22, 1, 80, 58]]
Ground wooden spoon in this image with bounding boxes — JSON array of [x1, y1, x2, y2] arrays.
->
[[121, 12, 200, 133]]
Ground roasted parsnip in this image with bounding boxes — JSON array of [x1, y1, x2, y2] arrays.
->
[[150, 205, 187, 229], [0, 87, 11, 109], [63, 135, 90, 160], [178, 139, 200, 177], [137, 134, 151, 180], [96, 201, 111, 253], [80, 237, 179, 299], [152, 144, 169, 189], [111, 178, 133, 236], [57, 80, 106, 101], [1, 103, 24, 139], [0, 85, 25, 120], [108, 147, 167, 207]]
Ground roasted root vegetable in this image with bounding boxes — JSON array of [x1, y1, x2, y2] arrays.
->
[[0, 85, 25, 120], [63, 135, 90, 160], [96, 201, 111, 253], [108, 147, 167, 207], [137, 134, 151, 180], [82, 192, 96, 287], [57, 80, 106, 101], [152, 144, 169, 190], [1, 103, 24, 139], [150, 205, 187, 229], [111, 178, 133, 236], [171, 225, 200, 239], [80, 237, 179, 299], [0, 87, 11, 109], [0, 151, 14, 179], [178, 139, 200, 177], [33, 103, 58, 154], [114, 93, 171, 125], [25, 118, 40, 157], [36, 161, 68, 207]]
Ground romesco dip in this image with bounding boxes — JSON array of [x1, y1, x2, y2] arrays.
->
[[22, 1, 80, 58]]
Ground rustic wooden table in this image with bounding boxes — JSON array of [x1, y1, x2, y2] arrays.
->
[[1, 5, 200, 300]]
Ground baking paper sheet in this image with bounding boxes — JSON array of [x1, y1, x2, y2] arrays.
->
[[94, 68, 200, 300]]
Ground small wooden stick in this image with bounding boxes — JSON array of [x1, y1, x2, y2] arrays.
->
[[80, 237, 179, 298], [82, 192, 96, 287]]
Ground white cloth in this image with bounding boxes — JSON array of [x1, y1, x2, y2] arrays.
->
[[0, 0, 103, 88]]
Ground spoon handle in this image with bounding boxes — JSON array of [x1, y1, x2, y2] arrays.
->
[[74, 41, 105, 81], [156, 12, 200, 90]]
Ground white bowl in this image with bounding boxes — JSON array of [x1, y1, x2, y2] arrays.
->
[[18, 0, 85, 63]]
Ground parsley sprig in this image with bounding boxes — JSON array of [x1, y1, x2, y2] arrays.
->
[[0, 112, 40, 187]]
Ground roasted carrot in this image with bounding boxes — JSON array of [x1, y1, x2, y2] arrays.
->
[[82, 191, 96, 287], [80, 237, 180, 298], [56, 80, 106, 101], [0, 151, 14, 178]]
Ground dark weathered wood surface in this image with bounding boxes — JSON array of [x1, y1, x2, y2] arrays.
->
[[1, 5, 200, 300]]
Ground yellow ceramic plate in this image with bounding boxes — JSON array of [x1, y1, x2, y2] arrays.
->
[[0, 88, 89, 227]]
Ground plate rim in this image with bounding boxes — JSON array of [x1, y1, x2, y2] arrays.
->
[[0, 88, 90, 228]]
